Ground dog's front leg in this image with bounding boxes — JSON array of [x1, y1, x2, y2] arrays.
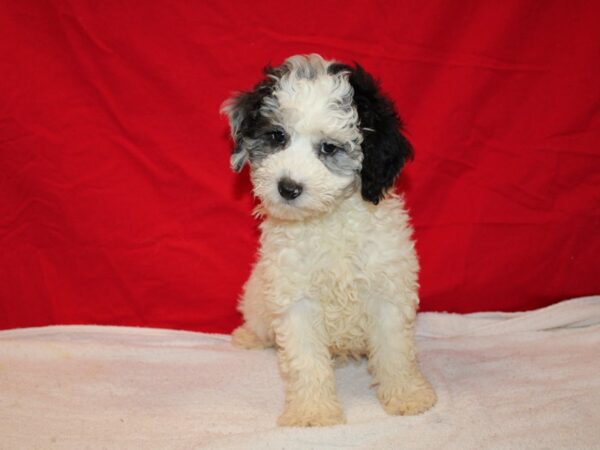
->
[[368, 299, 437, 416], [274, 298, 345, 427]]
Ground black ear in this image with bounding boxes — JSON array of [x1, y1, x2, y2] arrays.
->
[[221, 67, 278, 172], [332, 63, 414, 204]]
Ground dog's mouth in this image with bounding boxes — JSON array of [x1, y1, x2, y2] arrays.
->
[[260, 199, 315, 221], [255, 190, 330, 222]]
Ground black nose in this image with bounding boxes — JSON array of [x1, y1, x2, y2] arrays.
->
[[277, 178, 303, 200]]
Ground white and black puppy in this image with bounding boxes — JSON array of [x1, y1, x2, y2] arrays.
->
[[223, 54, 436, 427]]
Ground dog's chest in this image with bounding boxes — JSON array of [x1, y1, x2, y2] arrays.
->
[[300, 224, 370, 355], [312, 251, 369, 356], [259, 195, 414, 355], [262, 208, 377, 354]]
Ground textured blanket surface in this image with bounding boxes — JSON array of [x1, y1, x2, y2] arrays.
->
[[1, 297, 599, 449]]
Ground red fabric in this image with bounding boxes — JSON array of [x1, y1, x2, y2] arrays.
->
[[1, 1, 599, 333]]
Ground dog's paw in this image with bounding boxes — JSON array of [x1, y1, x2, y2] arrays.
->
[[378, 377, 437, 416], [231, 325, 268, 350], [278, 403, 346, 427]]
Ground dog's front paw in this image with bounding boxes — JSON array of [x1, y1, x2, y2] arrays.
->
[[378, 377, 437, 416], [278, 403, 346, 427]]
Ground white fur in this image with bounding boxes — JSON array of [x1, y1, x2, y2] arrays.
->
[[230, 55, 436, 426], [267, 55, 361, 149], [233, 193, 436, 426]]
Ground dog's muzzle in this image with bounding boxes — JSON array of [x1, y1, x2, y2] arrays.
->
[[277, 177, 303, 200]]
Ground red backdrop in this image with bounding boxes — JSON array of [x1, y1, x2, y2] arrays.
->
[[1, 1, 599, 332]]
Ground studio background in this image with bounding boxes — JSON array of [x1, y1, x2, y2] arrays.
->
[[1, 1, 599, 332]]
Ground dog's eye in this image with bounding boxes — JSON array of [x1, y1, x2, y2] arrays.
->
[[267, 130, 286, 145], [321, 142, 341, 155]]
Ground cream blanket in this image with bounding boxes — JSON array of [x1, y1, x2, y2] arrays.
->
[[1, 297, 599, 449]]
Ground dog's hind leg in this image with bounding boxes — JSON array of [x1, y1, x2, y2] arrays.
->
[[231, 324, 270, 349], [231, 265, 274, 349]]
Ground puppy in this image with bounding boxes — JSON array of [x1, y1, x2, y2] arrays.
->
[[222, 54, 436, 427]]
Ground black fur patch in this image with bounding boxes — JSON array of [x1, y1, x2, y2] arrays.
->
[[329, 63, 414, 204]]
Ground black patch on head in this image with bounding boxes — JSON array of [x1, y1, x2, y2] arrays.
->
[[329, 63, 414, 204], [225, 65, 286, 171]]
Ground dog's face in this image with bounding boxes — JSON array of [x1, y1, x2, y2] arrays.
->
[[223, 54, 413, 220]]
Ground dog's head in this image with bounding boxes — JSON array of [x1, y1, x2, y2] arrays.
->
[[222, 54, 413, 220]]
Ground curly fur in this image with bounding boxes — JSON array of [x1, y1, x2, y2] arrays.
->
[[223, 54, 436, 426]]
